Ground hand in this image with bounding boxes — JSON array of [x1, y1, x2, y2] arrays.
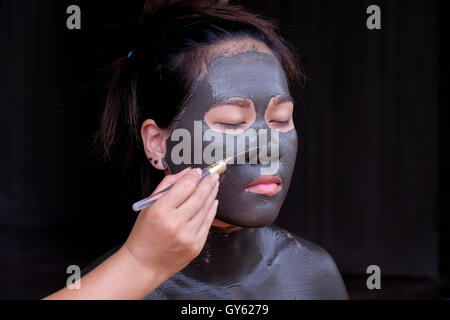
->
[[43, 168, 218, 300], [122, 168, 219, 281]]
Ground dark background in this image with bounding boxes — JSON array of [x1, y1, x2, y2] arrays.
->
[[0, 0, 448, 299]]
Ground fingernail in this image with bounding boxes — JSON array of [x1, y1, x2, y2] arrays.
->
[[214, 200, 219, 208], [211, 173, 219, 181], [194, 168, 202, 176]]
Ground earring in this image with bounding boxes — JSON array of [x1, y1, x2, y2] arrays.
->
[[149, 157, 168, 169]]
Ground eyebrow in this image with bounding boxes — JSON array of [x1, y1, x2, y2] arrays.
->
[[273, 95, 295, 105], [211, 98, 250, 109], [211, 95, 295, 109]]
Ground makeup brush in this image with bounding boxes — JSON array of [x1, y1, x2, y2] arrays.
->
[[132, 147, 259, 212]]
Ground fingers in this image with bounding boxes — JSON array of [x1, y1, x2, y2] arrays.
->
[[151, 167, 191, 195], [177, 173, 219, 220], [186, 179, 219, 227], [158, 168, 203, 209], [197, 200, 219, 238]]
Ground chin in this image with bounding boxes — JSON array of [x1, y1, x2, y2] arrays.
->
[[217, 208, 281, 228], [216, 191, 286, 228]]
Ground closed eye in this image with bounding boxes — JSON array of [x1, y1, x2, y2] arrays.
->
[[270, 120, 290, 125], [204, 98, 256, 133], [265, 95, 295, 132], [216, 122, 246, 129]]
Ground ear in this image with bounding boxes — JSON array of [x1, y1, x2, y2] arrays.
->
[[141, 119, 171, 171]]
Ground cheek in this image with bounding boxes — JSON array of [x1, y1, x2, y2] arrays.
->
[[280, 130, 298, 161], [277, 130, 298, 186]]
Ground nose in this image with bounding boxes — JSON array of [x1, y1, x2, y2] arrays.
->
[[235, 119, 279, 167]]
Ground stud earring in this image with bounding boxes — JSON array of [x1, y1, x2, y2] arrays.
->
[[149, 157, 168, 169]]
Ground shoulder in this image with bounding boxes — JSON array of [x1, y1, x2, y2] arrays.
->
[[264, 224, 333, 259], [264, 225, 349, 300]]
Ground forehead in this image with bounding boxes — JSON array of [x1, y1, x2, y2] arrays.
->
[[190, 51, 290, 107]]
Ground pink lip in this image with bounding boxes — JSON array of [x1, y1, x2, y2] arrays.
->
[[245, 176, 283, 196]]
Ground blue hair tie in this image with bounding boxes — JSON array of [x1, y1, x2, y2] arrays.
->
[[128, 50, 133, 58]]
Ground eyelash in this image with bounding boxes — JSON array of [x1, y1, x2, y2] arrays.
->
[[217, 120, 290, 129], [217, 122, 246, 129], [270, 120, 290, 126]]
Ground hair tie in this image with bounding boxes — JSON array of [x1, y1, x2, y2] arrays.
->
[[128, 50, 134, 58]]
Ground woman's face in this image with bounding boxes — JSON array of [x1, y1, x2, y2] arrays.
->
[[165, 50, 298, 227]]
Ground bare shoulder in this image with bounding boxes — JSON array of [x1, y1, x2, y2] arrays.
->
[[264, 225, 349, 300]]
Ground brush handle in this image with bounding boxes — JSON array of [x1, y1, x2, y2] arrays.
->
[[132, 169, 211, 212]]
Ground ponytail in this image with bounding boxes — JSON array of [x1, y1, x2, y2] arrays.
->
[[99, 56, 139, 159]]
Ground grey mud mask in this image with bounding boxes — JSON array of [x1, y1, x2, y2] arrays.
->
[[85, 52, 348, 300], [166, 51, 298, 227]]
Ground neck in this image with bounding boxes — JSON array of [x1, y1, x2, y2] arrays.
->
[[181, 225, 263, 284]]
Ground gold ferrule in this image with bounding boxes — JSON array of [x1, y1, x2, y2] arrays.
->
[[207, 160, 227, 175]]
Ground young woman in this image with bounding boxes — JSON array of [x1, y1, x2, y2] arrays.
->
[[46, 0, 348, 300]]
